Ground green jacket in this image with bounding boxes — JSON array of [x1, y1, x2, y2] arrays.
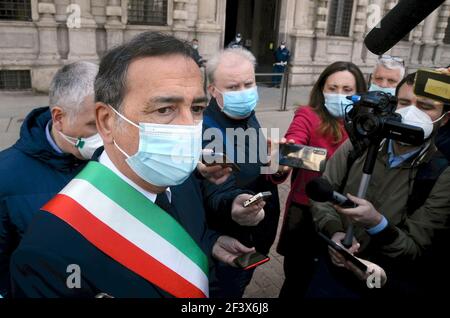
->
[[312, 139, 450, 261]]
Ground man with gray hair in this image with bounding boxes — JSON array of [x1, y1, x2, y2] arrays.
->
[[203, 47, 291, 297], [368, 54, 405, 95], [0, 61, 100, 297]]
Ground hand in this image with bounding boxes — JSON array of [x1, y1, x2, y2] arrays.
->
[[328, 232, 360, 268], [231, 193, 266, 226], [197, 162, 232, 185], [212, 235, 255, 267], [267, 137, 295, 175], [334, 194, 383, 228], [344, 258, 387, 288]]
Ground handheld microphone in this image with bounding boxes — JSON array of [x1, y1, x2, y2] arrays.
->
[[364, 0, 445, 55], [305, 177, 356, 209], [305, 177, 356, 248]]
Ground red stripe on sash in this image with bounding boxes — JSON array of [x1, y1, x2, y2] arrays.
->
[[42, 194, 206, 298]]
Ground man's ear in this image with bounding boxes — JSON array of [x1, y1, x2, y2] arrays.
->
[[96, 102, 115, 144], [207, 84, 216, 99], [51, 106, 64, 131]]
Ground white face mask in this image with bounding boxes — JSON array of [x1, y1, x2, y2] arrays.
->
[[280, 45, 286, 50], [59, 131, 103, 160], [395, 105, 445, 140]]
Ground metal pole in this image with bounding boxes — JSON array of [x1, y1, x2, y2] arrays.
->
[[282, 67, 289, 111], [279, 72, 285, 111]]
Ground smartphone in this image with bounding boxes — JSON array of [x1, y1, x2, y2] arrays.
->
[[201, 149, 241, 172], [414, 68, 450, 104], [318, 232, 368, 272], [243, 191, 272, 207], [234, 251, 270, 270], [279, 144, 327, 172]]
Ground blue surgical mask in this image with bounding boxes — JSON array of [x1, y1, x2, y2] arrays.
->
[[324, 93, 353, 118], [109, 106, 202, 187], [369, 83, 396, 96], [217, 86, 259, 119]]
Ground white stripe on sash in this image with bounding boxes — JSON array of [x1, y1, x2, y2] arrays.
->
[[60, 178, 209, 297]]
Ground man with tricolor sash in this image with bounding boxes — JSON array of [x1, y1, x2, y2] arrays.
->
[[10, 32, 255, 298]]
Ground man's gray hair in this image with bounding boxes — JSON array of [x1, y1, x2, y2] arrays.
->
[[206, 48, 257, 84], [49, 61, 99, 117], [373, 56, 405, 78]]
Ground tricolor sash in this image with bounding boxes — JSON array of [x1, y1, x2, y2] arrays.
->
[[42, 161, 209, 298]]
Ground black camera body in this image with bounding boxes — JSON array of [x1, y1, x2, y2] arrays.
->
[[345, 91, 424, 146]]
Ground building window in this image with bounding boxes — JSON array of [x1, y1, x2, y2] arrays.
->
[[327, 0, 354, 37], [444, 17, 450, 44], [0, 0, 32, 21], [0, 70, 32, 90], [127, 0, 168, 26]]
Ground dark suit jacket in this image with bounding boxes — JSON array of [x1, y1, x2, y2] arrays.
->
[[10, 149, 219, 298]]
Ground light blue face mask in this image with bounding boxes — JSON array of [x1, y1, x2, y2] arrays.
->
[[323, 93, 353, 118], [369, 83, 396, 96], [109, 106, 202, 187], [217, 86, 259, 119]]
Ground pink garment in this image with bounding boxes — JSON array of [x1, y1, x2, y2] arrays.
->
[[284, 105, 348, 207]]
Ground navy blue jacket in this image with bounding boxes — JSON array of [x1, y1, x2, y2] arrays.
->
[[0, 107, 86, 297], [10, 149, 219, 298], [202, 99, 280, 254]]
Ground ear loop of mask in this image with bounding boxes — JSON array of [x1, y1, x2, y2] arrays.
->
[[58, 131, 84, 148], [108, 104, 139, 158], [433, 110, 450, 124]]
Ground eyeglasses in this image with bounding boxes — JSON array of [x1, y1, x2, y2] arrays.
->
[[378, 54, 405, 66]]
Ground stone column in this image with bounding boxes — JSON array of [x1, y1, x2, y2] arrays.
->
[[36, 0, 60, 61], [172, 0, 190, 40], [195, 0, 222, 59], [352, 0, 369, 65], [33, 0, 61, 92], [432, 1, 450, 65], [67, 0, 99, 61], [410, 21, 424, 66], [313, 0, 328, 64], [419, 7, 440, 66], [105, 0, 124, 50], [288, 0, 316, 85]]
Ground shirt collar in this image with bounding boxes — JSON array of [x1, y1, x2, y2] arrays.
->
[[98, 151, 171, 203], [387, 139, 422, 168], [45, 120, 64, 154]]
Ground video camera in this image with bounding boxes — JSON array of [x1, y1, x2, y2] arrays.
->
[[344, 91, 424, 146]]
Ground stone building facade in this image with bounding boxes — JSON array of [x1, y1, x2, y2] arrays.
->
[[1, 0, 450, 92]]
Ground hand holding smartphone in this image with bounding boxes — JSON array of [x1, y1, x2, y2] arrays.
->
[[318, 232, 368, 272], [278, 144, 327, 172], [201, 149, 240, 172], [243, 191, 272, 207], [233, 251, 270, 270]]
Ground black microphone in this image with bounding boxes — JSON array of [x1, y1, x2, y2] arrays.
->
[[364, 0, 445, 55], [305, 177, 356, 209], [305, 177, 356, 248]]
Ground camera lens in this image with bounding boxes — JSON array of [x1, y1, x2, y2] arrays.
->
[[355, 114, 379, 136]]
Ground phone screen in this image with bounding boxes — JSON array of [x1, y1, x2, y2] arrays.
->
[[279, 144, 327, 172], [234, 252, 270, 270], [318, 232, 368, 272]]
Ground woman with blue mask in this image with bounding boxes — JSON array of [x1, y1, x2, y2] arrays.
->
[[203, 48, 286, 298], [278, 61, 367, 298]]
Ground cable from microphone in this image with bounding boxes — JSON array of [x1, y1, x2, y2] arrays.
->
[[305, 177, 356, 248]]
